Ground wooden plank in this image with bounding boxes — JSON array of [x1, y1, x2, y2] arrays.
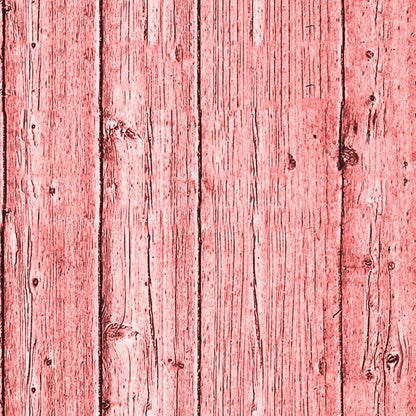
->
[[341, 1, 416, 414], [101, 0, 198, 414], [3, 0, 100, 414], [200, 0, 343, 414]]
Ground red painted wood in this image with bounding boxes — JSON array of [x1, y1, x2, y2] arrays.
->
[[3, 0, 100, 414], [2, 0, 416, 414], [101, 0, 198, 414], [341, 1, 416, 414], [200, 0, 343, 414]]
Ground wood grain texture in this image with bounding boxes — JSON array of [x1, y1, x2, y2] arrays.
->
[[341, 1, 416, 414], [200, 0, 343, 414], [2, 0, 416, 414], [3, 0, 100, 414], [101, 0, 198, 414]]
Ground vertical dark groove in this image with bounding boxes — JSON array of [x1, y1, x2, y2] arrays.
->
[[338, 0, 346, 414], [338, 1, 346, 169], [196, 0, 202, 413], [1, 1, 6, 415], [98, 0, 104, 413]]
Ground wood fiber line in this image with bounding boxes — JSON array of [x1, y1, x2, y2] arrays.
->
[[341, 1, 416, 414], [101, 0, 199, 414], [3, 0, 101, 414], [200, 0, 343, 414]]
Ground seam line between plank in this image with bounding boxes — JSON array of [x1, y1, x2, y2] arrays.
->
[[1, 1, 7, 415], [338, 0, 346, 414], [196, 0, 202, 413], [98, 0, 104, 413]]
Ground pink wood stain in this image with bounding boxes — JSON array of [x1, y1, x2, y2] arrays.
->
[[1, 0, 416, 414]]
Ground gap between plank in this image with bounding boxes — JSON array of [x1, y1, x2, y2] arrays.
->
[[338, 0, 346, 414], [196, 0, 202, 413], [98, 0, 104, 413], [1, 1, 7, 415], [196, 0, 202, 410]]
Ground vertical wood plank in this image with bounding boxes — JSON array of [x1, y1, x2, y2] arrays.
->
[[200, 0, 343, 414], [3, 0, 100, 414], [342, 1, 416, 414], [101, 0, 198, 414]]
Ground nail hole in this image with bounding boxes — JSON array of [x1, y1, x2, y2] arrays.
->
[[31, 387, 36, 393], [388, 261, 395, 270], [44, 358, 52, 366], [31, 42, 36, 48], [363, 257, 372, 267], [366, 50, 374, 59], [32, 278, 39, 287], [369, 94, 376, 102], [49, 187, 55, 195]]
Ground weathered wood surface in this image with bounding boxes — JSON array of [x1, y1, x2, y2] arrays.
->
[[200, 0, 342, 414], [341, 1, 416, 415], [1, 0, 416, 414], [3, 0, 100, 414], [101, 0, 198, 414]]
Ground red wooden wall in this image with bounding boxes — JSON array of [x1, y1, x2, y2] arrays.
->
[[1, 0, 416, 414]]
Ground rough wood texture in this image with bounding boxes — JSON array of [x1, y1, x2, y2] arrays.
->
[[200, 0, 343, 414], [341, 1, 416, 414], [3, 0, 100, 414], [2, 0, 416, 414], [101, 0, 198, 414]]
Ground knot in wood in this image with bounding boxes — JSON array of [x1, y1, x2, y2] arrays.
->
[[288, 153, 296, 170], [365, 369, 374, 380], [386, 353, 400, 371], [366, 50, 374, 59], [363, 257, 373, 268], [341, 146, 359, 167]]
